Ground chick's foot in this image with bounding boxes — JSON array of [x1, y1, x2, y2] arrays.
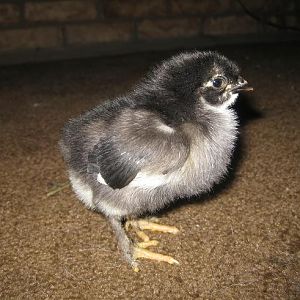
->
[[125, 218, 179, 268], [126, 219, 179, 234]]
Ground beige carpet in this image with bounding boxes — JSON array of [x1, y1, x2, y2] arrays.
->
[[0, 42, 299, 299]]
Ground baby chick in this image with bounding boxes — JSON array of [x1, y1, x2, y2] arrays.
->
[[60, 51, 252, 270]]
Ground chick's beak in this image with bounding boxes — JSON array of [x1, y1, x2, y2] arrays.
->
[[231, 76, 254, 93]]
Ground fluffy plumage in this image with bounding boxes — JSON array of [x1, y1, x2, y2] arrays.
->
[[60, 51, 251, 267]]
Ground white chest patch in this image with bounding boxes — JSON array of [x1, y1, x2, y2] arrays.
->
[[128, 172, 168, 189], [157, 123, 175, 134], [97, 173, 108, 185]]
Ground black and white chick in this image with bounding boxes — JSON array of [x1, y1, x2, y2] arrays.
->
[[60, 51, 252, 271]]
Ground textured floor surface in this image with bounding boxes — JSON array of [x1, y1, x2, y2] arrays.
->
[[0, 42, 299, 299]]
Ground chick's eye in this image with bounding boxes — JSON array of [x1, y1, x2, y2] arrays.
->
[[212, 76, 227, 89], [212, 78, 223, 88]]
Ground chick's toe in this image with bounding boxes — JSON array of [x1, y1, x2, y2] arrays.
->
[[133, 247, 179, 265], [126, 219, 179, 234]]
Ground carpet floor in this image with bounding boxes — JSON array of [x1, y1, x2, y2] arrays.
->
[[0, 42, 299, 299]]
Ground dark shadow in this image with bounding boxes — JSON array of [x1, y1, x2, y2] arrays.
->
[[234, 93, 264, 127]]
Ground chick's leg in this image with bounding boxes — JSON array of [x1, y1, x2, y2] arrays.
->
[[109, 217, 138, 269], [125, 218, 179, 266]]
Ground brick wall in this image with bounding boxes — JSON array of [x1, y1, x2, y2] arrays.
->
[[0, 0, 299, 64]]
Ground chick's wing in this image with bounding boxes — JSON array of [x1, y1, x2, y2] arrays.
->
[[88, 108, 190, 189]]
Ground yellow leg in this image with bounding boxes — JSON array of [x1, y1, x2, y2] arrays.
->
[[136, 240, 159, 248], [126, 219, 179, 234], [133, 247, 179, 265], [125, 218, 180, 269], [135, 229, 150, 242]]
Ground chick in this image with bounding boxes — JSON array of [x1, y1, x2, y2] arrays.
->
[[60, 51, 252, 270]]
